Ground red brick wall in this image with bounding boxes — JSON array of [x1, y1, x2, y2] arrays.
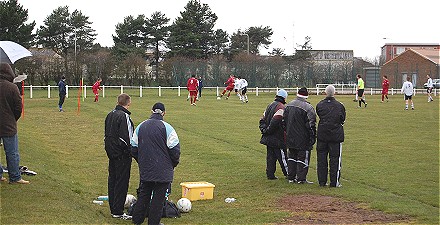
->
[[380, 50, 438, 88]]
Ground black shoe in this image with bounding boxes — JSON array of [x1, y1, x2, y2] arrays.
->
[[319, 183, 328, 187], [288, 179, 297, 183], [297, 180, 314, 184], [267, 176, 278, 180]]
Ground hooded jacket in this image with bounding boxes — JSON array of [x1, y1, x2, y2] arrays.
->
[[284, 97, 316, 151], [131, 113, 180, 183], [316, 96, 345, 143], [0, 63, 22, 137], [259, 96, 286, 149]]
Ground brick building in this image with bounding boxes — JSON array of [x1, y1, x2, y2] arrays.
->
[[380, 48, 440, 88], [381, 43, 439, 64]]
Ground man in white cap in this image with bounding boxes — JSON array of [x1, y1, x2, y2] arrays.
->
[[284, 87, 316, 184], [259, 89, 289, 180]]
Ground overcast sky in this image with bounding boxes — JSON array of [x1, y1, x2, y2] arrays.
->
[[19, 0, 440, 59]]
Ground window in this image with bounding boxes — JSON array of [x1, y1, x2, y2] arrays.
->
[[396, 47, 405, 55], [412, 73, 417, 88]]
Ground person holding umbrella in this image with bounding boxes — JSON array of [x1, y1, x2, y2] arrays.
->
[[0, 63, 29, 184]]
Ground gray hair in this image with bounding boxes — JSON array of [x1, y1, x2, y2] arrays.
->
[[325, 85, 335, 97]]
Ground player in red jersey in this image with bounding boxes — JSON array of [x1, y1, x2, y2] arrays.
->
[[219, 74, 235, 99], [187, 74, 199, 106], [381, 75, 390, 102], [92, 78, 102, 102]]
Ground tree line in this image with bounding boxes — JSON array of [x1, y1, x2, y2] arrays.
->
[[1, 0, 367, 87]]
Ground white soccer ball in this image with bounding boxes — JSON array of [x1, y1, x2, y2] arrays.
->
[[124, 194, 136, 208], [217, 96, 221, 100], [176, 198, 192, 213]]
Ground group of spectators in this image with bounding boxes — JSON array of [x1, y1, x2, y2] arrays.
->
[[260, 85, 346, 187]]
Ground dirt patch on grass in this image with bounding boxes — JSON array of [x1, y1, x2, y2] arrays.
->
[[277, 194, 410, 224]]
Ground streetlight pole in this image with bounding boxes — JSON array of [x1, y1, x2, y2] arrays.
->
[[74, 30, 77, 79], [242, 33, 249, 54]]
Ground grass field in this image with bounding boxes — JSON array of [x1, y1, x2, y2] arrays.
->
[[1, 89, 439, 224]]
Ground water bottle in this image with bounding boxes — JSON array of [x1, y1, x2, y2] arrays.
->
[[97, 195, 109, 201], [93, 200, 104, 205], [224, 197, 236, 203]]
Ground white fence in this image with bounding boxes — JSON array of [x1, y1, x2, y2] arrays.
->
[[22, 85, 438, 99]]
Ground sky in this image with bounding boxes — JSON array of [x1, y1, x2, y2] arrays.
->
[[18, 0, 440, 59]]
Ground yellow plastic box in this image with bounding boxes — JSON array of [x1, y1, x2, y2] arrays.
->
[[180, 182, 215, 201]]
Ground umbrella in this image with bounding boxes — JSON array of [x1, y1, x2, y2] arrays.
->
[[0, 41, 32, 64], [13, 74, 28, 83]]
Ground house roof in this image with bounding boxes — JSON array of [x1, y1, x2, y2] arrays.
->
[[383, 48, 440, 66], [29, 48, 62, 59]]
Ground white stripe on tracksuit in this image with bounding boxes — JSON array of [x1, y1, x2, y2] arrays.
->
[[279, 149, 288, 171], [287, 151, 309, 168], [336, 143, 342, 186]]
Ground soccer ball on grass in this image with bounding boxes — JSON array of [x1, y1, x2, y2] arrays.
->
[[217, 96, 221, 100], [176, 198, 192, 213]]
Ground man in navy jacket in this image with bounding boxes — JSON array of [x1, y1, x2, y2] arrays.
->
[[131, 102, 180, 225]]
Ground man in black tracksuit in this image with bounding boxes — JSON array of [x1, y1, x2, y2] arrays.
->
[[104, 93, 134, 218], [259, 89, 289, 180], [284, 87, 316, 184], [316, 85, 346, 187]]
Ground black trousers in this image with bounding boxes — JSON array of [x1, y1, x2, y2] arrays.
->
[[287, 148, 311, 181], [266, 146, 288, 178], [58, 94, 65, 108], [132, 181, 169, 225], [316, 141, 342, 187], [108, 157, 132, 215]]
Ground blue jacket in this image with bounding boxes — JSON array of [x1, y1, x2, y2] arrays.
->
[[58, 79, 66, 95], [131, 113, 180, 182]]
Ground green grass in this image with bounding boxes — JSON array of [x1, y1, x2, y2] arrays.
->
[[1, 89, 439, 224]]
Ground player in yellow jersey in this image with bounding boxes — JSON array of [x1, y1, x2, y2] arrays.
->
[[356, 74, 367, 107]]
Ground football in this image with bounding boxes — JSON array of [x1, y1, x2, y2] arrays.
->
[[176, 198, 192, 213], [124, 194, 136, 208], [217, 96, 221, 100]]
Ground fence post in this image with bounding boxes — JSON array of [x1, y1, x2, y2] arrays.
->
[[341, 86, 344, 94], [120, 85, 123, 94], [391, 88, 394, 95], [84, 85, 87, 98], [66, 85, 69, 98], [216, 86, 219, 96], [276, 87, 279, 93], [48, 85, 51, 98], [30, 85, 33, 99], [370, 88, 373, 95], [178, 86, 181, 96], [316, 87, 319, 95], [413, 88, 416, 96], [140, 86, 142, 97], [159, 86, 162, 97], [435, 88, 437, 96], [256, 87, 259, 96], [103, 85, 105, 98]]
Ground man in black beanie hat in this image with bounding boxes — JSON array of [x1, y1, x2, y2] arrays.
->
[[284, 87, 316, 184]]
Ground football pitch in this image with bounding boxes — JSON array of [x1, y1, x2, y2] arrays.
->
[[1, 89, 439, 224]]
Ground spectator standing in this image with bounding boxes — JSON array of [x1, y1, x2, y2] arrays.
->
[[198, 76, 203, 98], [426, 74, 434, 102], [104, 93, 134, 219], [401, 76, 414, 110], [284, 87, 316, 184], [259, 89, 289, 180], [316, 85, 346, 187], [58, 76, 66, 112], [381, 75, 390, 102], [187, 75, 199, 106], [0, 63, 29, 184], [130, 103, 180, 225], [92, 78, 102, 102], [357, 74, 367, 107]]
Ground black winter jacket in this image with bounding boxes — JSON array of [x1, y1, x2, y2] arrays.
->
[[104, 105, 134, 160], [316, 97, 345, 143], [259, 96, 286, 149], [284, 97, 316, 151]]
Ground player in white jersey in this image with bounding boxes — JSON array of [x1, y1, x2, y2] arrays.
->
[[234, 77, 242, 100], [426, 74, 434, 102], [401, 76, 414, 110], [239, 77, 249, 103]]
